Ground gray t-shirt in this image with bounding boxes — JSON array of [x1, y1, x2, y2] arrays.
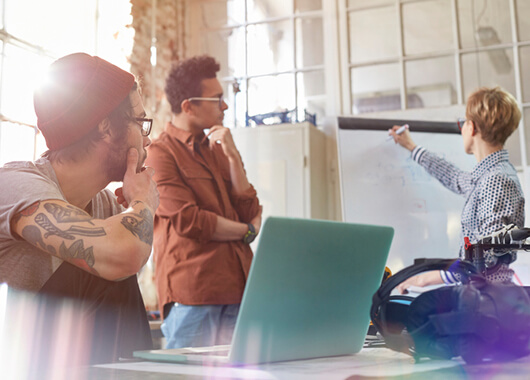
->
[[0, 157, 124, 292]]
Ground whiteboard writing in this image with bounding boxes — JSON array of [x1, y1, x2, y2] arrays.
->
[[338, 118, 476, 271]]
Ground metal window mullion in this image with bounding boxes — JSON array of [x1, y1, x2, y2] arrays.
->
[[0, 0, 6, 162], [292, 6, 298, 121], [1, 0, 5, 31], [338, 0, 350, 114], [509, 0, 528, 173], [397, 0, 406, 110], [95, 0, 99, 54], [243, 0, 249, 127], [510, 0, 523, 101], [450, 0, 463, 105]]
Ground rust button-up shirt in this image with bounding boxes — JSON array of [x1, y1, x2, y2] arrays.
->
[[146, 123, 260, 315]]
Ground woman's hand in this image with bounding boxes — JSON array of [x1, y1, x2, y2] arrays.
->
[[389, 125, 417, 152], [396, 270, 443, 294]]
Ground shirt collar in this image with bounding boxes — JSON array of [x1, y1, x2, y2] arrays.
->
[[472, 149, 509, 181], [165, 122, 207, 150]]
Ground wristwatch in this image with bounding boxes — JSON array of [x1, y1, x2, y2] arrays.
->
[[243, 223, 257, 244]]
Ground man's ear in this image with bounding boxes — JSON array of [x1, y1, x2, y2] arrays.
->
[[181, 99, 193, 114], [97, 118, 113, 140]]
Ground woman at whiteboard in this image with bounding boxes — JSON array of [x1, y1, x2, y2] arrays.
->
[[389, 87, 525, 293]]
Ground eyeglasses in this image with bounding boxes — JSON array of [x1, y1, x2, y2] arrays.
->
[[187, 96, 225, 109], [134, 117, 153, 136], [457, 118, 467, 131]]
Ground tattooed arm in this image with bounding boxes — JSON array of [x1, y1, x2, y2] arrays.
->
[[10, 149, 159, 280], [11, 198, 155, 280]]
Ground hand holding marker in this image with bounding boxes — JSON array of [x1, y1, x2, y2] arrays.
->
[[387, 124, 409, 141]]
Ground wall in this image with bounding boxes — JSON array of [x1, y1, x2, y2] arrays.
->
[[129, 0, 187, 137]]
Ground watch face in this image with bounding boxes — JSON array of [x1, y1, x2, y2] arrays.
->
[[244, 225, 257, 244], [245, 232, 257, 244]]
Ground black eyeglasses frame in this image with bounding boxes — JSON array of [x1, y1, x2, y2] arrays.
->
[[134, 117, 153, 136]]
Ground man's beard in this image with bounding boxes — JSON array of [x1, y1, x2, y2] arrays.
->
[[105, 141, 128, 182], [104, 130, 144, 182]]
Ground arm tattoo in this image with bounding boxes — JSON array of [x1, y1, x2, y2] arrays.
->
[[121, 208, 154, 245], [22, 201, 40, 216], [44, 203, 94, 224], [12, 201, 41, 225], [59, 240, 95, 268], [22, 226, 98, 275], [21, 225, 57, 255], [35, 213, 106, 239]]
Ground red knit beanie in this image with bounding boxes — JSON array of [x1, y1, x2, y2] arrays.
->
[[34, 53, 135, 150]]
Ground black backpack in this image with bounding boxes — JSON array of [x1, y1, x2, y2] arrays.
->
[[370, 259, 530, 364]]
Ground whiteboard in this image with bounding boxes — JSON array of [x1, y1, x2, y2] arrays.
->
[[337, 117, 476, 271]]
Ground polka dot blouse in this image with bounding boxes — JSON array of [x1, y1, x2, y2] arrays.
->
[[412, 146, 525, 283]]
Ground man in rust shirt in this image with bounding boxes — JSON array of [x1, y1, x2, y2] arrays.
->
[[146, 55, 262, 348]]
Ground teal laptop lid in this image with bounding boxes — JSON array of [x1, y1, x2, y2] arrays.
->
[[229, 217, 393, 364], [134, 217, 393, 365]]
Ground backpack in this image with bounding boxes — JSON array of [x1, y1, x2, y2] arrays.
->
[[370, 258, 530, 364]]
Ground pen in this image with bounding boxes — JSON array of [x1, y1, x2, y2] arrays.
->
[[387, 124, 409, 141]]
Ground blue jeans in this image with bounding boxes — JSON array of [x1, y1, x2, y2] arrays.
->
[[161, 303, 240, 349]]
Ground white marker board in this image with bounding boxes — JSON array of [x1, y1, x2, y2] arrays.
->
[[337, 117, 476, 271]]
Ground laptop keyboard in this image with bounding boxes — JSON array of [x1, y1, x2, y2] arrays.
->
[[187, 349, 230, 356]]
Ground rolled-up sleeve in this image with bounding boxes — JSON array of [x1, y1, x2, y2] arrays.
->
[[229, 183, 260, 223]]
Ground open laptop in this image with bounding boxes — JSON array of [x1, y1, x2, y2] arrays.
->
[[134, 216, 394, 365]]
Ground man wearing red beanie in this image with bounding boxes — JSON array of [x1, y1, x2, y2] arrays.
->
[[0, 53, 159, 368], [146, 55, 262, 349]]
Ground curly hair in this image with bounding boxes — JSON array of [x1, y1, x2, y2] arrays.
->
[[466, 87, 521, 146], [165, 55, 220, 114]]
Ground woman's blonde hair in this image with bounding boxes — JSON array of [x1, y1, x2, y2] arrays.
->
[[466, 87, 521, 146]]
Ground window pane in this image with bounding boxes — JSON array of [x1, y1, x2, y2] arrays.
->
[[203, 27, 246, 78], [2, 44, 53, 126], [524, 107, 530, 165], [96, 0, 134, 68], [347, 0, 393, 8], [461, 49, 515, 98], [519, 46, 530, 103], [402, 0, 453, 55], [199, 0, 245, 28], [297, 71, 325, 124], [0, 122, 36, 165], [516, 0, 530, 42], [504, 119, 522, 168], [5, 0, 97, 56], [295, 0, 321, 13], [221, 79, 247, 128], [247, 74, 296, 122], [351, 63, 401, 114], [296, 17, 324, 68], [458, 0, 512, 49], [247, 0, 293, 22], [349, 7, 398, 63], [298, 70, 325, 97], [247, 20, 294, 76], [405, 56, 457, 109]]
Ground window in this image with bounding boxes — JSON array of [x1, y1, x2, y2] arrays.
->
[[190, 0, 325, 127], [0, 0, 133, 165], [343, 0, 530, 168]]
